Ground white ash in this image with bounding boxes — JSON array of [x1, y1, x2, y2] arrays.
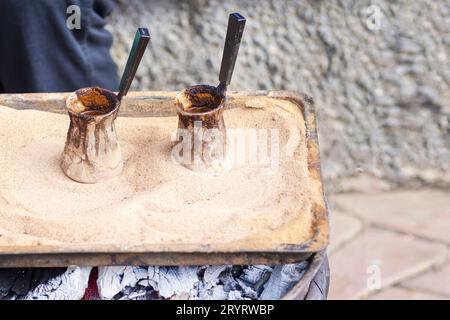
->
[[227, 290, 247, 300], [100, 262, 309, 300], [239, 265, 273, 295], [203, 265, 227, 283], [97, 266, 143, 300], [23, 266, 91, 300], [0, 261, 309, 300], [147, 266, 199, 299], [260, 261, 309, 300]]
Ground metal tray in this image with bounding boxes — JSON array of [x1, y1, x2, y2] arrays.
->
[[0, 91, 329, 267]]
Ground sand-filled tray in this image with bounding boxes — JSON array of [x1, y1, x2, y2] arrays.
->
[[0, 91, 328, 267]]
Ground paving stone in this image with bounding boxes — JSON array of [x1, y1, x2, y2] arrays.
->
[[368, 286, 446, 300], [339, 174, 391, 193], [328, 211, 362, 254], [331, 189, 450, 244], [328, 228, 447, 299], [402, 259, 450, 298]]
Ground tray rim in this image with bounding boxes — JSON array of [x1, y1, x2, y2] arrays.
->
[[0, 90, 329, 267]]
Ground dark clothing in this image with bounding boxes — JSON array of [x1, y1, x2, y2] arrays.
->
[[0, 0, 118, 93]]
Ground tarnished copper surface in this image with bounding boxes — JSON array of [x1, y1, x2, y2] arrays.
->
[[0, 251, 313, 268], [76, 87, 113, 113], [61, 88, 123, 183], [174, 85, 227, 171]]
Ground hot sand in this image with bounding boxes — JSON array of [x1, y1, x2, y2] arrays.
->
[[0, 97, 325, 254]]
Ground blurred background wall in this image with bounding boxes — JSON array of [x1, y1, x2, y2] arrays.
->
[[107, 0, 449, 192]]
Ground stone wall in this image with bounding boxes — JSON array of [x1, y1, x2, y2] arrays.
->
[[108, 0, 450, 191]]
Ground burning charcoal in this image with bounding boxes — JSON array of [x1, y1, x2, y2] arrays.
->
[[11, 269, 32, 296], [90, 261, 311, 300], [192, 266, 230, 299], [147, 266, 199, 299], [231, 266, 244, 278], [23, 267, 91, 300], [132, 267, 149, 280], [260, 261, 309, 300], [227, 290, 250, 300], [1, 293, 16, 300], [239, 265, 273, 296], [203, 265, 228, 283], [29, 268, 67, 292], [97, 266, 142, 300], [0, 269, 23, 299], [120, 288, 147, 300], [219, 268, 242, 294], [253, 271, 272, 296], [194, 270, 229, 300], [236, 279, 258, 300], [195, 282, 228, 300], [239, 265, 272, 285], [0, 268, 66, 298], [170, 292, 191, 300], [138, 279, 150, 287], [133, 289, 158, 300], [119, 285, 135, 297]]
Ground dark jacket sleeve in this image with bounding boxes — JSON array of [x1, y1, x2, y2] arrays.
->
[[0, 0, 118, 93]]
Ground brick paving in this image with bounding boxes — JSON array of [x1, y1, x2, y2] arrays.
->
[[368, 287, 446, 300], [327, 181, 450, 300]]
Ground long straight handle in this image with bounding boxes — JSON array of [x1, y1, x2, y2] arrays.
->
[[218, 13, 246, 87], [118, 28, 150, 100]]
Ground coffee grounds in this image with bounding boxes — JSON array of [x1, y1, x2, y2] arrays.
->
[[76, 87, 111, 112], [178, 85, 223, 113]]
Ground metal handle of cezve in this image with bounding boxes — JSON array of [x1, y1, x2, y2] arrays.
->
[[218, 13, 246, 88], [118, 28, 150, 100]]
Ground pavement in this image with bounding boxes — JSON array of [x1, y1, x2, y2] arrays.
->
[[327, 176, 450, 300]]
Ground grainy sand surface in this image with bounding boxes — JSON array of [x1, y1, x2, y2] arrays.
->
[[0, 98, 322, 253]]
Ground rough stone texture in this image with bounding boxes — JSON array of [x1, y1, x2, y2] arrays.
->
[[338, 173, 391, 193], [107, 0, 450, 191], [328, 227, 447, 299], [331, 189, 450, 244]]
